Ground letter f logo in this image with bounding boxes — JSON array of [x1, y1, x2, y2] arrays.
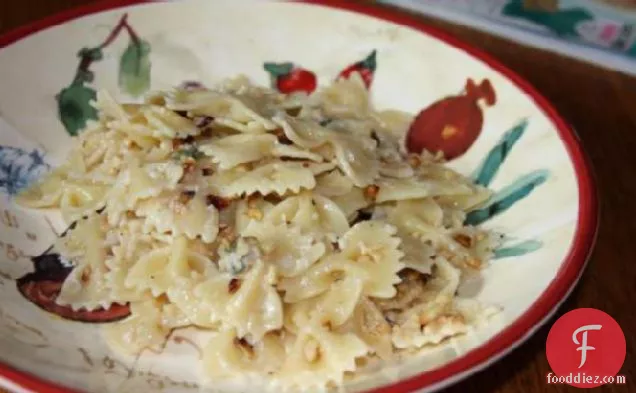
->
[[572, 324, 602, 369]]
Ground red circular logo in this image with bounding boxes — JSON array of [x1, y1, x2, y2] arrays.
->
[[546, 308, 626, 388]]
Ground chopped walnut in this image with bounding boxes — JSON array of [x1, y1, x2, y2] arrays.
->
[[172, 139, 183, 150], [272, 128, 293, 145], [247, 208, 263, 221], [285, 107, 302, 117], [421, 314, 466, 329], [80, 266, 92, 284], [370, 131, 381, 146], [180, 191, 196, 203], [170, 192, 193, 215], [465, 257, 482, 269], [453, 233, 473, 248], [228, 278, 242, 294], [264, 194, 283, 204], [359, 299, 391, 336], [407, 154, 422, 169], [233, 337, 254, 358], [182, 159, 197, 174], [330, 270, 345, 281], [438, 248, 455, 260], [363, 185, 380, 201], [218, 226, 236, 242], [193, 116, 213, 129], [375, 269, 429, 311], [236, 163, 253, 171], [247, 193, 261, 208], [206, 195, 231, 210], [198, 128, 213, 139], [125, 140, 139, 150], [303, 339, 321, 363]]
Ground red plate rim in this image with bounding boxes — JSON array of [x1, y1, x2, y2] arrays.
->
[[0, 1, 599, 393]]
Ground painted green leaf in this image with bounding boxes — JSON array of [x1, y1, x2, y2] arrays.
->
[[494, 239, 543, 259], [119, 39, 151, 97], [172, 145, 203, 161], [56, 82, 98, 136], [359, 49, 377, 71], [465, 169, 549, 226], [473, 119, 527, 187], [263, 62, 293, 77]]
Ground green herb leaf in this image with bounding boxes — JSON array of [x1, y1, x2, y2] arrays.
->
[[119, 39, 151, 97], [172, 145, 203, 161], [56, 82, 98, 136]]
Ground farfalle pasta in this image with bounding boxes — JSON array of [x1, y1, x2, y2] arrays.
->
[[17, 74, 500, 391]]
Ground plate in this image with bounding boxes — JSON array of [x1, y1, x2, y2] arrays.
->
[[0, 1, 597, 392]]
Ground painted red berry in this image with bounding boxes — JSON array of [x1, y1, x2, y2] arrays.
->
[[264, 62, 317, 94], [338, 49, 377, 88], [406, 78, 497, 160]]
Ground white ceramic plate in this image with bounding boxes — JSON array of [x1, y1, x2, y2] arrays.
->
[[0, 1, 597, 392]]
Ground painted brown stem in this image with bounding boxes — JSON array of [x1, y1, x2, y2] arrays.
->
[[98, 14, 130, 49], [71, 13, 141, 84]]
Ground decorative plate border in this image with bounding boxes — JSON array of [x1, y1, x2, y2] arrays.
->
[[0, 1, 599, 393]]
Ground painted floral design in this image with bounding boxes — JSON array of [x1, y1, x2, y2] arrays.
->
[[57, 14, 151, 136], [5, 50, 553, 323], [264, 49, 378, 95], [0, 145, 49, 196]]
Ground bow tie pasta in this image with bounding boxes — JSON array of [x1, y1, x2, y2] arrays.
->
[[17, 75, 500, 392]]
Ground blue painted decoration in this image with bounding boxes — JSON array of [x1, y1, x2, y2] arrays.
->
[[0, 145, 50, 196]]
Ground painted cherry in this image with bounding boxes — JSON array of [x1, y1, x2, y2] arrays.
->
[[264, 62, 317, 94], [338, 49, 377, 88], [406, 78, 497, 160]]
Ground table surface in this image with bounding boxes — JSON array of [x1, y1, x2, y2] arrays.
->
[[0, 1, 634, 393]]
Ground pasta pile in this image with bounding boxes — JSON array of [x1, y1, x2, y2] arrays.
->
[[17, 74, 500, 390]]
